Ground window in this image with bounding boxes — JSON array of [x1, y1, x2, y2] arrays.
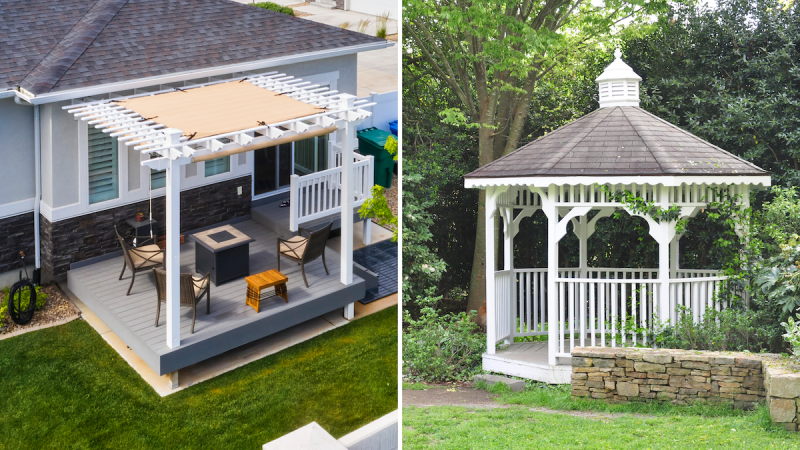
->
[[150, 154, 166, 190], [205, 156, 230, 177], [88, 125, 119, 204]]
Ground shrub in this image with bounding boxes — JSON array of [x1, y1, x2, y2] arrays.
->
[[656, 306, 776, 353], [253, 2, 294, 16], [0, 285, 48, 326], [781, 314, 800, 358], [403, 291, 485, 382]]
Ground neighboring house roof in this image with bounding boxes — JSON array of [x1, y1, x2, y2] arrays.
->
[[464, 106, 767, 179], [1, 0, 386, 95]]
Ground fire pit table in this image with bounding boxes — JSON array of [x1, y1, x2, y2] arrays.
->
[[193, 225, 254, 285]]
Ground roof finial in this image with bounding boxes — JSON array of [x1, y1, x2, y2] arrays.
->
[[614, 48, 622, 60]]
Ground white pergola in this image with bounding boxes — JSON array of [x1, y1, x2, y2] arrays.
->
[[65, 71, 374, 350], [465, 52, 771, 373]]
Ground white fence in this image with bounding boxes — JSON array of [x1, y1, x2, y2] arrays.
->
[[289, 154, 373, 231], [357, 91, 398, 134], [494, 267, 729, 357]]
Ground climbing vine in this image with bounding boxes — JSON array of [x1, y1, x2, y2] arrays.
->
[[598, 184, 690, 234]]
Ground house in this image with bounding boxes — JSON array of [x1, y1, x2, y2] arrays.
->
[[464, 50, 771, 383], [0, 0, 394, 386]]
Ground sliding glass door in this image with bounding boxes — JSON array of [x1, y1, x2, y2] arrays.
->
[[253, 135, 330, 198]]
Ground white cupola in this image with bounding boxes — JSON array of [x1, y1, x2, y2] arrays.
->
[[596, 48, 642, 108]]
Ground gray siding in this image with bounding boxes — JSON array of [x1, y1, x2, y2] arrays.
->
[[44, 101, 80, 208], [277, 54, 358, 96], [0, 97, 35, 208]]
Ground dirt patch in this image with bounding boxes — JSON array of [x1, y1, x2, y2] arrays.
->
[[293, 11, 313, 17], [287, 2, 310, 6], [404, 384, 657, 420], [403, 386, 503, 408], [386, 33, 398, 42], [0, 282, 80, 337]]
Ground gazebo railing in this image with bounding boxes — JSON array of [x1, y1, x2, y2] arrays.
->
[[493, 267, 729, 358]]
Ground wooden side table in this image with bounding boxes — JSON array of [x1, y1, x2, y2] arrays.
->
[[246, 270, 289, 313]]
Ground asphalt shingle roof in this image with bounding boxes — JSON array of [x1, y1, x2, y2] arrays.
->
[[465, 107, 767, 178], [1, 0, 386, 95]]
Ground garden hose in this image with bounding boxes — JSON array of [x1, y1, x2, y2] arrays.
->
[[8, 279, 35, 325]]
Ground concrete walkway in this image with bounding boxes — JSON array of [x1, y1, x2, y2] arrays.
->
[[233, 1, 398, 96]]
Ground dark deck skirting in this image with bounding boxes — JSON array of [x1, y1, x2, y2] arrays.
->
[[68, 219, 364, 375]]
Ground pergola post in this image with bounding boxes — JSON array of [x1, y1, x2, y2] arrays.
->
[[485, 187, 497, 354], [339, 95, 356, 320], [165, 130, 183, 349], [543, 185, 558, 366]]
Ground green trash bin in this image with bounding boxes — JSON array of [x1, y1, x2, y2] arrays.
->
[[356, 127, 394, 188]]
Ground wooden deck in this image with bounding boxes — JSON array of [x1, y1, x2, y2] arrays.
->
[[68, 219, 365, 376], [483, 342, 572, 384]]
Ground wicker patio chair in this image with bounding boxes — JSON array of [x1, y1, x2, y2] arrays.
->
[[115, 225, 166, 295], [152, 268, 211, 334], [277, 221, 333, 288]]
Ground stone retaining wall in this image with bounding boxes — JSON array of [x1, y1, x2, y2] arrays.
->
[[571, 347, 766, 410]]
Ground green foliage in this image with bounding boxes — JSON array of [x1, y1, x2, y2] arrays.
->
[[600, 185, 689, 234], [624, 0, 800, 188], [401, 172, 447, 298], [754, 234, 800, 315], [252, 2, 294, 16], [656, 306, 774, 353], [781, 313, 800, 358], [402, 292, 485, 382], [357, 136, 398, 239]]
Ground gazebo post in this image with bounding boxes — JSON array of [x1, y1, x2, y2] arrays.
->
[[577, 215, 588, 278], [485, 187, 497, 355], [544, 185, 559, 366], [502, 206, 514, 344], [657, 185, 672, 327], [165, 130, 183, 349]]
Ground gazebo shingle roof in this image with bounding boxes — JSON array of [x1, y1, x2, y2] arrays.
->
[[465, 106, 767, 178], [1, 0, 386, 95]]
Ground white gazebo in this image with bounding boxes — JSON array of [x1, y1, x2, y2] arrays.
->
[[65, 71, 374, 352], [464, 50, 771, 383]]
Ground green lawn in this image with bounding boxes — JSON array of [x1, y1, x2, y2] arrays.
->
[[403, 382, 800, 449], [0, 306, 397, 449], [404, 406, 800, 449]]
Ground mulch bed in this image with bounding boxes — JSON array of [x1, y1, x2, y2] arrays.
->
[[0, 283, 80, 337]]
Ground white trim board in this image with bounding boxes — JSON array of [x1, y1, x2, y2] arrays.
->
[[465, 175, 772, 189], [28, 43, 390, 105], [0, 198, 35, 220]]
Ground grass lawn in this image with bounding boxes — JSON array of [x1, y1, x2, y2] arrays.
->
[[404, 405, 800, 449], [0, 306, 397, 449], [403, 382, 800, 449]]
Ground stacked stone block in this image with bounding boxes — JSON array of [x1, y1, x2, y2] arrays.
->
[[763, 361, 800, 431], [570, 347, 765, 410]]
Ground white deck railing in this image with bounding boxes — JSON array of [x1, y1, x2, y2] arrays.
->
[[289, 154, 373, 231], [495, 267, 728, 356]]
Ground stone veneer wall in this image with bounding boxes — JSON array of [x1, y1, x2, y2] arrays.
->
[[0, 212, 35, 274], [571, 347, 766, 410], [41, 176, 251, 279]]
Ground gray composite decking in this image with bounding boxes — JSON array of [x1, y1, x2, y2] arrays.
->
[[252, 199, 365, 241], [68, 219, 365, 375]]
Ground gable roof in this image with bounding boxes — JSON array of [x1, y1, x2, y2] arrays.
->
[[465, 106, 767, 179], [1, 0, 387, 96]]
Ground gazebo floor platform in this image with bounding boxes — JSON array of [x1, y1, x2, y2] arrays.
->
[[67, 219, 365, 376], [483, 342, 572, 384]]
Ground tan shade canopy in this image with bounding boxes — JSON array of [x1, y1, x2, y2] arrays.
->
[[115, 81, 326, 140]]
